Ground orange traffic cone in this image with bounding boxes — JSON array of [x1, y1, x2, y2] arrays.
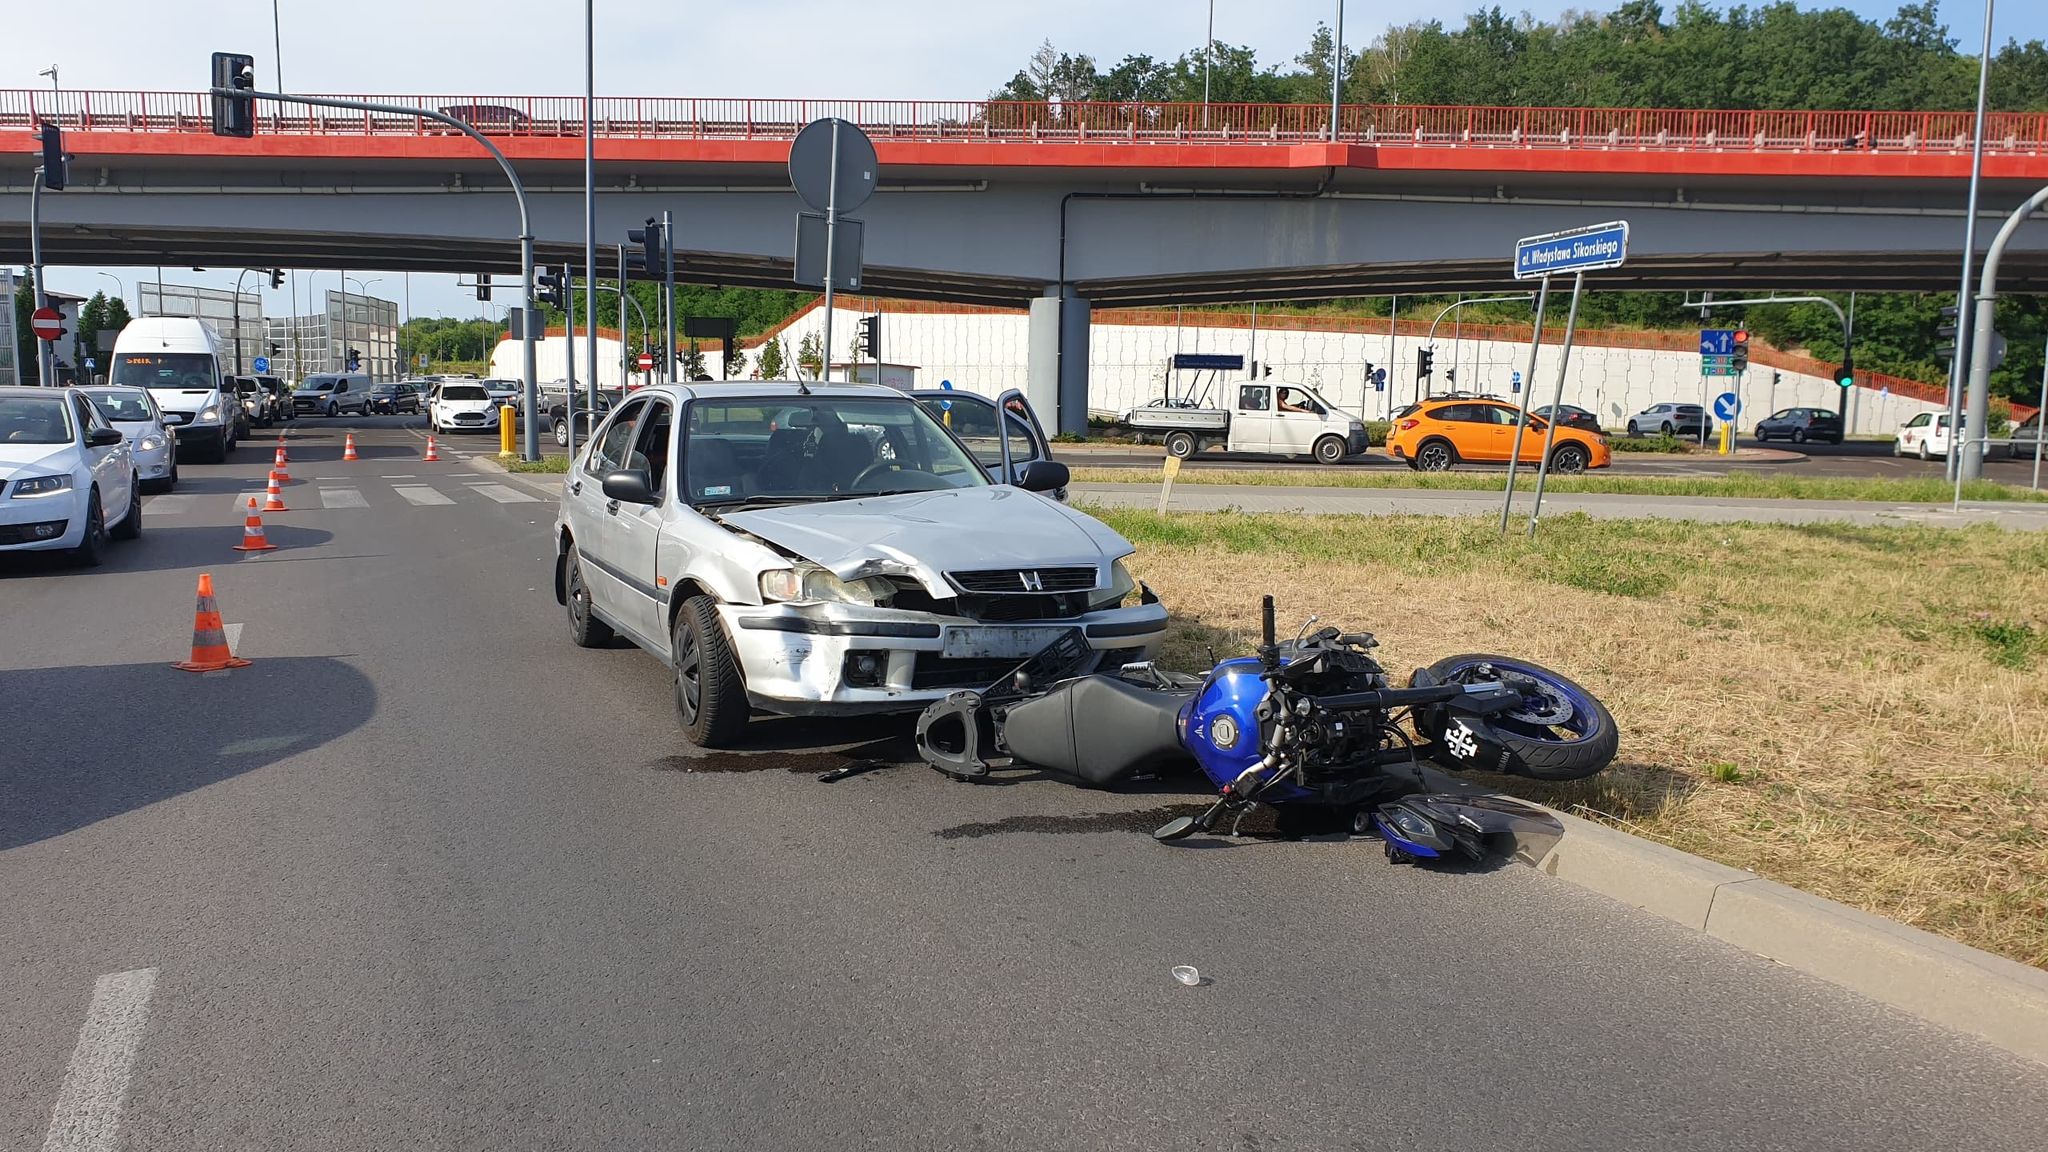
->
[[271, 454, 291, 484], [262, 473, 289, 513], [342, 433, 360, 462], [173, 573, 252, 671], [423, 435, 440, 462], [274, 434, 289, 464], [233, 498, 278, 552]]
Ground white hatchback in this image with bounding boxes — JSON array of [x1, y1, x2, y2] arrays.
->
[[0, 387, 142, 566], [1895, 412, 1959, 460], [83, 386, 178, 492], [429, 383, 501, 434]]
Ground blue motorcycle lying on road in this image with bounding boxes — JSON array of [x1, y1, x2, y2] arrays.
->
[[915, 597, 1618, 862]]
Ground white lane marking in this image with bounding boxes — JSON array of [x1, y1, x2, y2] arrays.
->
[[142, 495, 192, 516], [448, 473, 478, 477], [41, 967, 158, 1152], [223, 622, 243, 656], [383, 474, 416, 479], [319, 488, 368, 510], [467, 483, 539, 504], [392, 485, 454, 507]]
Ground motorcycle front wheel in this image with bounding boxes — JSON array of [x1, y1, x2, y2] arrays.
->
[[1423, 654, 1619, 781]]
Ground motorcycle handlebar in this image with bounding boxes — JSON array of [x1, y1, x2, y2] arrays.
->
[[1311, 683, 1472, 713]]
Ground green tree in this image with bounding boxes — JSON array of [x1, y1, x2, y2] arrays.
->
[[680, 342, 707, 380], [758, 336, 786, 379], [796, 332, 823, 379]]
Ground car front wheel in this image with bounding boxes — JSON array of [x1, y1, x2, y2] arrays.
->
[[1626, 422, 1640, 437], [1312, 434, 1346, 465], [554, 417, 571, 448], [673, 595, 747, 748], [1550, 444, 1590, 474], [71, 489, 106, 568]]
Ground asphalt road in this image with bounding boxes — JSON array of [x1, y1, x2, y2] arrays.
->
[[1074, 435, 2048, 485], [6, 421, 2048, 1151]]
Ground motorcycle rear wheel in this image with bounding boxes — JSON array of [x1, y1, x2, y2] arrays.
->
[[1423, 654, 1618, 781]]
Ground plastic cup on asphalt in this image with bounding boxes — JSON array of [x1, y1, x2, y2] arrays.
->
[[1172, 965, 1201, 986]]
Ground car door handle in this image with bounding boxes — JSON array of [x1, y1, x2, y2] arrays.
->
[[568, 480, 582, 495], [605, 499, 620, 515]]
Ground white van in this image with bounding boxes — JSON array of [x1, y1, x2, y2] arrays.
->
[[293, 373, 372, 417], [109, 317, 238, 463]]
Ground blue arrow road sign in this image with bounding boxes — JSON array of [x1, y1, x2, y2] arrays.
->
[[1511, 370, 1523, 393], [252, 356, 270, 374], [1714, 392, 1742, 421], [1372, 367, 1386, 391], [1513, 221, 1629, 280], [1699, 330, 1735, 357]]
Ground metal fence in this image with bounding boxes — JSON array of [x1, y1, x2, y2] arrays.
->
[[3, 90, 2044, 154]]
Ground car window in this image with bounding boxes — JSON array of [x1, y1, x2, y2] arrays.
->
[[83, 389, 155, 422], [440, 385, 490, 401], [588, 399, 647, 477], [1239, 385, 1270, 412], [72, 395, 105, 437], [626, 399, 674, 498], [686, 395, 988, 504], [0, 394, 75, 444], [1431, 404, 1485, 423], [920, 395, 1041, 469], [1276, 387, 1325, 416]]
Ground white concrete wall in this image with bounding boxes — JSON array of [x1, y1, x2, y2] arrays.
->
[[489, 333, 638, 388], [743, 306, 1945, 436]]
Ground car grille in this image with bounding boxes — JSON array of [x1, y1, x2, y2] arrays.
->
[[948, 567, 1096, 595]]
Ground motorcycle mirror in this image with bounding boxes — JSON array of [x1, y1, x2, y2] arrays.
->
[[1153, 816, 1200, 842]]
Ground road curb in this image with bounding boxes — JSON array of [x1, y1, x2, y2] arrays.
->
[[1532, 807, 2048, 1066], [472, 455, 566, 500]]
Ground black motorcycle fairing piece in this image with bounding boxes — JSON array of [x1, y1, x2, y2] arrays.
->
[[915, 690, 999, 779], [1000, 676, 1196, 787]]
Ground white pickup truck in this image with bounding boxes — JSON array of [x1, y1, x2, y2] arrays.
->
[[1122, 381, 1367, 465]]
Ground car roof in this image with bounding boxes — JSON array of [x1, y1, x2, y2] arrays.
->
[[0, 386, 86, 399], [642, 380, 907, 403]]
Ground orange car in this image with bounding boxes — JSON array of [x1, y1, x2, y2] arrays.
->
[[1385, 397, 1611, 473]]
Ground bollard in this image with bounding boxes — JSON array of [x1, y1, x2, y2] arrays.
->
[[500, 406, 517, 457], [1719, 423, 1733, 455]]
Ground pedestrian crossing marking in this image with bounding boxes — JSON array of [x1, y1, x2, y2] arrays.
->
[[320, 488, 369, 509], [392, 485, 454, 506], [468, 483, 540, 504]]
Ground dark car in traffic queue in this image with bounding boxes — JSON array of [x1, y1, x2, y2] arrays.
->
[[1753, 407, 1844, 445], [368, 382, 425, 415], [1530, 403, 1602, 434]]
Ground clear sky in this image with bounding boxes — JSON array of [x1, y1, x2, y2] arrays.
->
[[7, 1, 2041, 325]]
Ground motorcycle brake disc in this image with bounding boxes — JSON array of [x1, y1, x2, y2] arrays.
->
[[1504, 679, 1574, 727]]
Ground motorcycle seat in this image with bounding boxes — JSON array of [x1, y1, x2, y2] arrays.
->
[[1001, 675, 1195, 787]]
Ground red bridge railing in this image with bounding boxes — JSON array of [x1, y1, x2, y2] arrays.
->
[[4, 90, 2046, 154]]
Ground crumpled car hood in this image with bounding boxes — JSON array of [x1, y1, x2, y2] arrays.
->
[[720, 486, 1132, 598]]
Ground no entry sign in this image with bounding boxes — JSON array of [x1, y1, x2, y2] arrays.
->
[[636, 353, 655, 372], [30, 307, 62, 341]]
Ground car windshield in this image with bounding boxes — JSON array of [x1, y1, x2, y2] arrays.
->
[[113, 353, 217, 391], [302, 380, 336, 392], [682, 395, 989, 505], [440, 385, 489, 400], [83, 389, 155, 422], [0, 395, 75, 444], [371, 385, 401, 395]]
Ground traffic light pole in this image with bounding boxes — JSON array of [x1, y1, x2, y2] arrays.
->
[[1497, 275, 1552, 533], [1690, 295, 1853, 422], [662, 210, 677, 385], [214, 88, 542, 459], [1960, 180, 2048, 491], [29, 171, 56, 386]]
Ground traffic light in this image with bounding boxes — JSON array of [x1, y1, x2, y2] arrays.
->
[[1835, 354, 1855, 389], [627, 218, 664, 277], [856, 315, 881, 361], [1416, 348, 1434, 380], [536, 267, 567, 309], [37, 122, 66, 191], [1935, 305, 1961, 363], [269, 343, 282, 356], [1444, 368, 1457, 385], [476, 273, 491, 301], [1262, 362, 1273, 378], [268, 268, 285, 289], [210, 51, 256, 138], [1731, 329, 1750, 372], [346, 348, 362, 373]]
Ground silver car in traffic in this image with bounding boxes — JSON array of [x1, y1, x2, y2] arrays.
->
[[82, 386, 178, 492], [551, 382, 1167, 747]]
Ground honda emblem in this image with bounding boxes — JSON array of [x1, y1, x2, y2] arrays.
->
[[1018, 570, 1044, 592]]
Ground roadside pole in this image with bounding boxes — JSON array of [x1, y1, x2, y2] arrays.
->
[[1959, 181, 2048, 502], [1527, 271, 1587, 536], [29, 173, 55, 386], [582, 0, 598, 418], [1497, 276, 1551, 532], [662, 209, 677, 385], [820, 120, 842, 382], [2034, 337, 2046, 491], [564, 263, 578, 460], [1946, 0, 1996, 482], [617, 245, 628, 388]]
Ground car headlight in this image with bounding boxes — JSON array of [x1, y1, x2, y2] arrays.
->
[[1089, 558, 1140, 610], [197, 406, 220, 423], [138, 436, 163, 451], [11, 474, 74, 498], [759, 564, 891, 606]]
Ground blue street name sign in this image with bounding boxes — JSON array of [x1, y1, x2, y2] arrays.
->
[[1513, 221, 1630, 280], [1171, 353, 1245, 371]]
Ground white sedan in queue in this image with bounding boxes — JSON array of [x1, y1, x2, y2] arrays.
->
[[0, 386, 143, 566], [429, 382, 501, 434], [83, 386, 178, 492]]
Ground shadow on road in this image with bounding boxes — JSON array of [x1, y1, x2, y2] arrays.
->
[[0, 656, 377, 852], [0, 524, 339, 579]]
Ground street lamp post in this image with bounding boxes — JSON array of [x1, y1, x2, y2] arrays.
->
[[95, 272, 128, 312], [344, 275, 381, 378]]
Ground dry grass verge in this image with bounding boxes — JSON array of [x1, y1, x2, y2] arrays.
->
[[1068, 465, 2048, 504], [1087, 506, 2048, 968]]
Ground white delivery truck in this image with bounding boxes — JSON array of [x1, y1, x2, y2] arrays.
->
[[1122, 381, 1367, 465], [109, 317, 239, 462]]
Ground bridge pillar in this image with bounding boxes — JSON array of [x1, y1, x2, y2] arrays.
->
[[1028, 287, 1090, 437]]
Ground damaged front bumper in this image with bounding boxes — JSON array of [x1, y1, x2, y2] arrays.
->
[[721, 598, 1169, 716]]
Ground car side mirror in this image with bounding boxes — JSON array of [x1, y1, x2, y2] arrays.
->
[[601, 468, 657, 504], [1013, 459, 1070, 493], [87, 428, 124, 447]]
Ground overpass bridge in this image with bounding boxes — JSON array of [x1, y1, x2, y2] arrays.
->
[[5, 90, 2046, 427]]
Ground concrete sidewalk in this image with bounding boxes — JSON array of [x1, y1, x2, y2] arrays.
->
[[1071, 481, 2048, 530]]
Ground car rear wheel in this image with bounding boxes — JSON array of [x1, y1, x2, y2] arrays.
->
[[554, 416, 571, 449], [1164, 431, 1197, 459], [1659, 422, 1674, 436], [1918, 440, 1931, 461], [1312, 434, 1346, 465], [562, 545, 614, 648], [1415, 440, 1456, 472], [674, 595, 747, 748], [70, 489, 106, 568], [110, 479, 143, 540], [1549, 443, 1590, 474]]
